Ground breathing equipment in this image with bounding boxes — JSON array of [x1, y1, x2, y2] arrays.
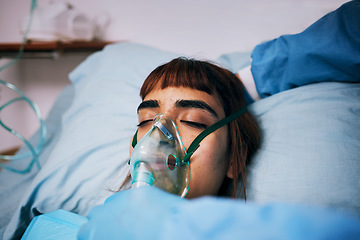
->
[[0, 0, 47, 174], [129, 106, 248, 197], [129, 114, 189, 197], [0, 80, 46, 173]]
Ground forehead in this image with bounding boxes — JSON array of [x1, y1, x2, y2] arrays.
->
[[143, 86, 225, 116], [144, 86, 220, 105]]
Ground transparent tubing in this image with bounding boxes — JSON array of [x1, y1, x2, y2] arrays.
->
[[0, 0, 46, 174], [0, 80, 46, 173]]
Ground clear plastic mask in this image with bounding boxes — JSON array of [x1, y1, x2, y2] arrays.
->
[[129, 106, 248, 198], [129, 114, 190, 197]]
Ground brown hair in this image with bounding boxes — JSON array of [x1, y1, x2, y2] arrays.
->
[[140, 57, 260, 198]]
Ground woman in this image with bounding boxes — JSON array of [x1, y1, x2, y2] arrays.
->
[[126, 57, 260, 199], [79, 2, 360, 239]]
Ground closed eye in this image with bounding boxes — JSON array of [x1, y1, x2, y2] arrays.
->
[[137, 119, 153, 127], [180, 120, 207, 129]]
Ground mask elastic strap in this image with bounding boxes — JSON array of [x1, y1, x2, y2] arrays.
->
[[182, 106, 248, 163], [132, 129, 138, 148]]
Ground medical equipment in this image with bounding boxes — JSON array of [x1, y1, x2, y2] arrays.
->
[[0, 0, 47, 174], [129, 114, 190, 197], [0, 80, 46, 173], [130, 106, 248, 197]]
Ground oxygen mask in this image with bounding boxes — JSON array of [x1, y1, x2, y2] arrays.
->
[[129, 106, 248, 198], [129, 114, 190, 197]]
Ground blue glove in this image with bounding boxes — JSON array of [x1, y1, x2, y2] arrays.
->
[[78, 187, 360, 240]]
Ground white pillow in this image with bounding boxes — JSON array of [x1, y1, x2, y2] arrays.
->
[[247, 82, 360, 213], [218, 51, 360, 214]]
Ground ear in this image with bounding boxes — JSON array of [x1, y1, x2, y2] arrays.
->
[[226, 160, 234, 179], [131, 129, 138, 148]]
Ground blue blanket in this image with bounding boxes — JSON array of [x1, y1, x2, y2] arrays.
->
[[22, 188, 360, 240]]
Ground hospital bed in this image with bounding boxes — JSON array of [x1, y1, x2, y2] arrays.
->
[[1, 2, 360, 239], [1, 40, 359, 239]]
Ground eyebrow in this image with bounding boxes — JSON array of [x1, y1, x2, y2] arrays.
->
[[137, 100, 159, 113], [175, 100, 219, 118], [137, 99, 219, 119]]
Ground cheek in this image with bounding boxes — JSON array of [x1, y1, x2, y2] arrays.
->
[[181, 132, 199, 151], [129, 144, 133, 156], [186, 127, 229, 197], [129, 127, 149, 156], [187, 127, 228, 165], [195, 129, 228, 168]]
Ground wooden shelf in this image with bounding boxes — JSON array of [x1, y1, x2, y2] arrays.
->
[[0, 41, 115, 59]]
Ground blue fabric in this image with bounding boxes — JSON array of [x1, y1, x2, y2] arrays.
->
[[21, 210, 87, 240], [78, 187, 360, 240], [251, 0, 360, 98]]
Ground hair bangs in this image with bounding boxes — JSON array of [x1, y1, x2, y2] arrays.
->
[[140, 58, 216, 99]]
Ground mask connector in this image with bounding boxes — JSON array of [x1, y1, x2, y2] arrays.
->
[[131, 162, 154, 187]]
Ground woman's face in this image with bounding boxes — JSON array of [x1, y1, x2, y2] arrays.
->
[[129, 86, 232, 198]]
